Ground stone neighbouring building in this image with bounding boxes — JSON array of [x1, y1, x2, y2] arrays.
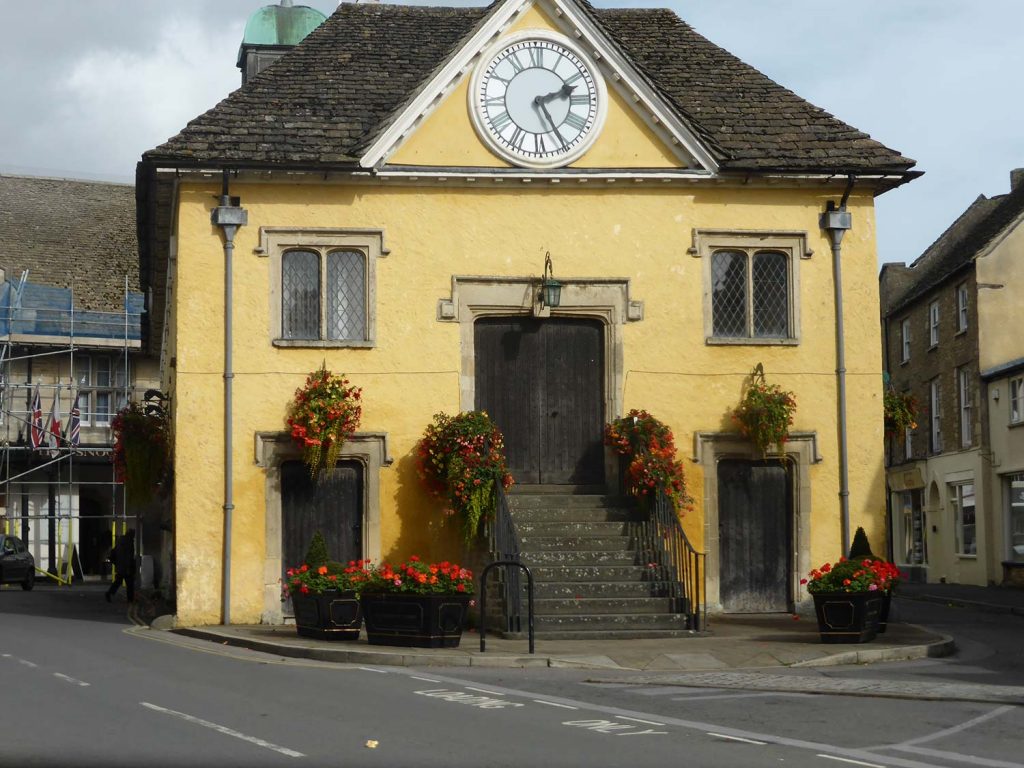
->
[[881, 169, 1024, 587], [0, 174, 162, 584]]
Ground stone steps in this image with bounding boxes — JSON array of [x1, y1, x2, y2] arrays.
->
[[518, 535, 637, 551], [489, 492, 691, 638]]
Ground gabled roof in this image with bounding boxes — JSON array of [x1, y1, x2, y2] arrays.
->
[[143, 1, 914, 176], [886, 182, 1024, 314], [0, 175, 139, 312]]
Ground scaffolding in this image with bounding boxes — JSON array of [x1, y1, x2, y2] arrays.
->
[[0, 271, 145, 585]]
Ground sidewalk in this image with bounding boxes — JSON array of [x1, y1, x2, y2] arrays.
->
[[895, 580, 1024, 616], [168, 611, 953, 672]]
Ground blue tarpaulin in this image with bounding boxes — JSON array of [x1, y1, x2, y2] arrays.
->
[[0, 280, 143, 341]]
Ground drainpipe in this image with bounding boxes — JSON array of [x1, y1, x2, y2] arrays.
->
[[210, 171, 247, 625], [820, 177, 855, 555]]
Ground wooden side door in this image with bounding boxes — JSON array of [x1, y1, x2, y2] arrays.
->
[[718, 459, 792, 612], [281, 459, 363, 588], [475, 317, 604, 485]]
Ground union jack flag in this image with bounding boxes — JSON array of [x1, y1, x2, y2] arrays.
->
[[67, 391, 81, 448], [29, 384, 44, 450]]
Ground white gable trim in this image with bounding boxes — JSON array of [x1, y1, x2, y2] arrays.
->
[[358, 0, 719, 173], [548, 0, 719, 173]]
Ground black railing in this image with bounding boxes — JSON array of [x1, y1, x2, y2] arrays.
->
[[484, 484, 524, 633], [645, 489, 707, 631]]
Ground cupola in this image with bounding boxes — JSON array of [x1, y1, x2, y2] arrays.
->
[[236, 0, 327, 84]]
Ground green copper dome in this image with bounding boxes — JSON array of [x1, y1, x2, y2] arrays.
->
[[242, 0, 327, 47]]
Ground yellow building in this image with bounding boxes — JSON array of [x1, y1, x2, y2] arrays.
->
[[137, 0, 918, 628]]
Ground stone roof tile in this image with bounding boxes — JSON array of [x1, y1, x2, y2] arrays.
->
[[144, 2, 914, 175], [0, 175, 139, 312]]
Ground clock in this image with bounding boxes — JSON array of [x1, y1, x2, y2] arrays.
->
[[469, 31, 607, 169]]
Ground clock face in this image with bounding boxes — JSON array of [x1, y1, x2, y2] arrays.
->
[[470, 32, 606, 168]]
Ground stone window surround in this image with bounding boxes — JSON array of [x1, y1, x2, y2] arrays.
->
[[255, 430, 392, 625], [693, 431, 820, 613], [689, 229, 809, 347], [255, 227, 389, 349], [437, 276, 643, 445]]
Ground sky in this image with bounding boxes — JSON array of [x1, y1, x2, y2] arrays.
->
[[1, 0, 1021, 267]]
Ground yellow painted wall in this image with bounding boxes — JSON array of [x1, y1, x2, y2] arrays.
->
[[977, 220, 1024, 373], [171, 179, 886, 624]]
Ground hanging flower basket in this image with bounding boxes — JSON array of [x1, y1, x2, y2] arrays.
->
[[603, 409, 691, 512], [883, 389, 918, 437], [416, 411, 513, 543], [112, 402, 169, 507], [286, 364, 362, 480], [732, 364, 797, 456]]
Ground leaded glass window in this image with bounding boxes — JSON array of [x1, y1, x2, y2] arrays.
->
[[282, 248, 367, 342], [711, 248, 790, 339], [282, 250, 320, 340], [711, 250, 747, 337], [326, 250, 366, 341]]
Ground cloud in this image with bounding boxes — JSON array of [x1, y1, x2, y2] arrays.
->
[[47, 18, 244, 178]]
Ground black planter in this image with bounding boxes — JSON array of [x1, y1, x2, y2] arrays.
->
[[292, 590, 362, 641], [361, 592, 471, 648], [877, 593, 892, 634], [812, 591, 883, 644]]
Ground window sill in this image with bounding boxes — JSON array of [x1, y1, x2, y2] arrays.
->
[[273, 339, 375, 349], [706, 336, 798, 347], [900, 358, 910, 366], [955, 328, 968, 337], [928, 344, 938, 352], [1008, 420, 1024, 430], [955, 554, 978, 560]]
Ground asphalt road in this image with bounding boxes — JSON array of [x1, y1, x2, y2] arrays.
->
[[2, 586, 1022, 768]]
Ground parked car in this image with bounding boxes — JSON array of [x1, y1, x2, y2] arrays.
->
[[0, 534, 35, 590]]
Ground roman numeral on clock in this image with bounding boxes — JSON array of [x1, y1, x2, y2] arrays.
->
[[491, 111, 512, 131], [564, 111, 588, 131]]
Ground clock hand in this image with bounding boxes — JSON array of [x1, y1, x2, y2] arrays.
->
[[539, 83, 577, 104], [534, 97, 568, 149]]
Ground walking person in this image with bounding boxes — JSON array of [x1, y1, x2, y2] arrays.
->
[[106, 529, 136, 603]]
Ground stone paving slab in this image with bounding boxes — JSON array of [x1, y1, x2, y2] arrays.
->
[[168, 618, 953, 672], [585, 670, 1024, 705]]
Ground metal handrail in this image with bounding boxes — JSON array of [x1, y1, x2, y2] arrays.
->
[[647, 489, 707, 631], [479, 560, 535, 654], [484, 483, 524, 634]]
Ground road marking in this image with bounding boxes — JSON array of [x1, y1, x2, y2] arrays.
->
[[359, 666, 388, 674], [140, 702, 304, 758], [533, 700, 578, 710], [563, 719, 667, 736], [707, 732, 766, 745], [888, 744, 1023, 768], [674, 692, 811, 701], [411, 676, 441, 683], [618, 716, 666, 726], [391, 669, 942, 768], [53, 673, 89, 687], [465, 686, 505, 696], [414, 689, 524, 709], [18, 659, 37, 668], [817, 755, 884, 768], [888, 705, 1016, 748]]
